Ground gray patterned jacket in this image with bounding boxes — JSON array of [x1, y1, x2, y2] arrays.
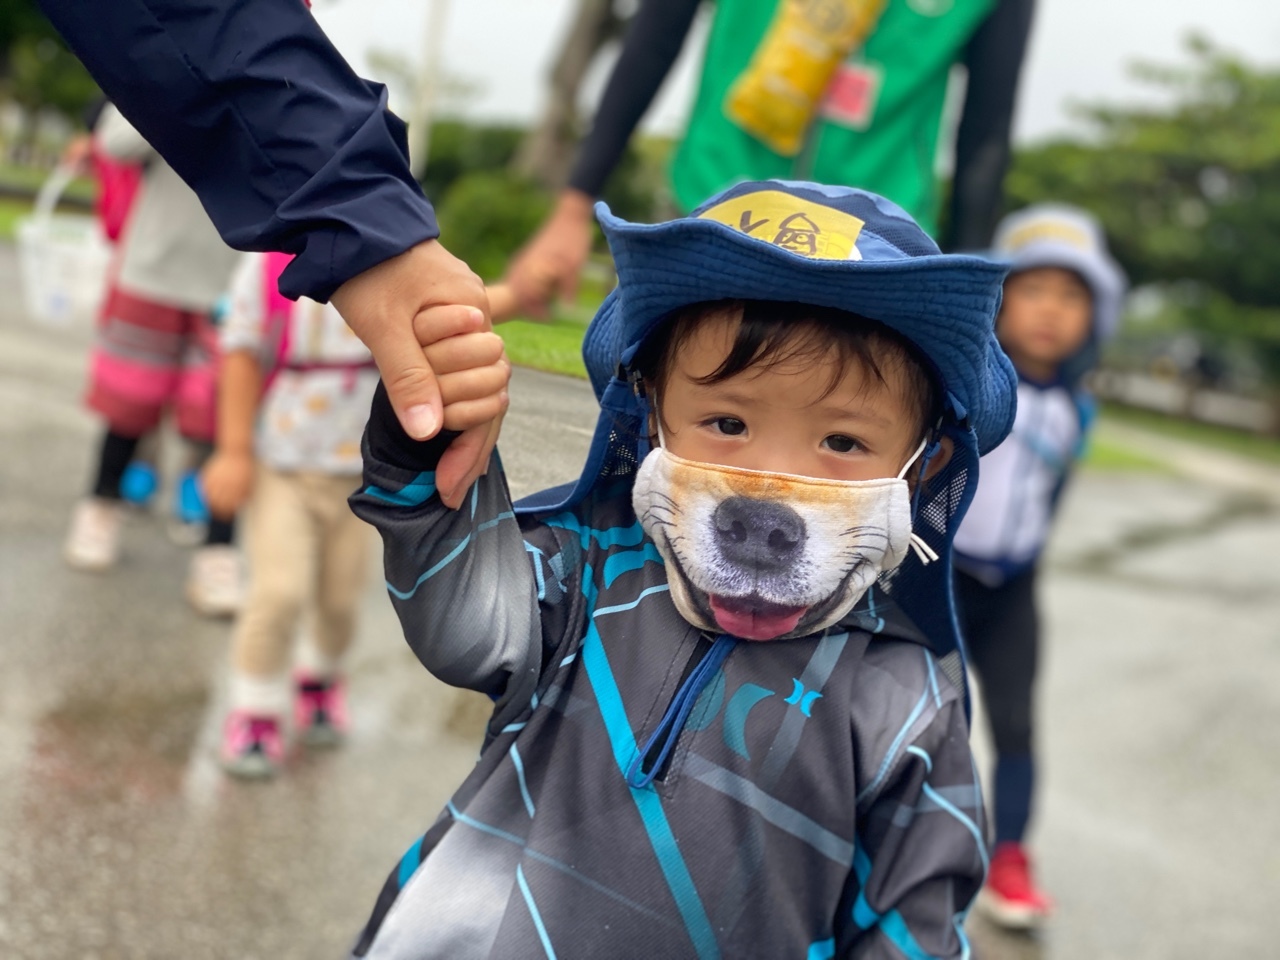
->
[[347, 389, 987, 959]]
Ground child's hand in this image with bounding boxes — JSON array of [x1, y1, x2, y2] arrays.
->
[[201, 450, 256, 519], [419, 315, 511, 430], [413, 306, 512, 505]]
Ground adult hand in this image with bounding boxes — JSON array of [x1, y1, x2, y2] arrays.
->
[[331, 238, 504, 508], [506, 189, 594, 317]]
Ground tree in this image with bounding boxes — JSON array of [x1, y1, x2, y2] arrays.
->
[[8, 32, 97, 123], [0, 0, 98, 159], [1006, 37, 1280, 386]]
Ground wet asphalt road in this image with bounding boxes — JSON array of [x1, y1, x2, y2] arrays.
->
[[1, 255, 1277, 959]]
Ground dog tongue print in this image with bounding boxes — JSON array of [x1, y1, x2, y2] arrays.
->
[[632, 449, 912, 642], [696, 188, 866, 260], [707, 494, 809, 639]]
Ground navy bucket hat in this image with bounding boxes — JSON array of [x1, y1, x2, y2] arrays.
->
[[520, 179, 1015, 516], [585, 180, 1014, 450]]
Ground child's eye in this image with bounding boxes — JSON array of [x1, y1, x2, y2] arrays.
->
[[823, 434, 861, 454], [712, 418, 746, 436]]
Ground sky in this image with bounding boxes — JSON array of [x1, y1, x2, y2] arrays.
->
[[312, 0, 1280, 145]]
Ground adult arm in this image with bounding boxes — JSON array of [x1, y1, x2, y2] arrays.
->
[[567, 0, 703, 199], [38, 0, 435, 302], [39, 0, 501, 491], [507, 0, 702, 310], [943, 0, 1037, 252]]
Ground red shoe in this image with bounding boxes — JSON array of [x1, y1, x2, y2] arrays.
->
[[978, 842, 1054, 929]]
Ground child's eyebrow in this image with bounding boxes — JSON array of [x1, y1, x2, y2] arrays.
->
[[813, 403, 893, 428], [685, 385, 761, 408], [689, 384, 895, 428]]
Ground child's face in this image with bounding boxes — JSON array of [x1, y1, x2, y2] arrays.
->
[[997, 267, 1093, 377], [656, 310, 925, 481]]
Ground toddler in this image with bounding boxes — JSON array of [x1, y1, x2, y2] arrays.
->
[[953, 204, 1126, 927], [349, 181, 1017, 957]]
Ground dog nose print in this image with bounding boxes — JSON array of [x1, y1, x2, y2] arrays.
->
[[714, 497, 807, 571]]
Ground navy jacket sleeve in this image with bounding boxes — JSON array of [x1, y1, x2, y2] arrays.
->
[[37, 0, 439, 302]]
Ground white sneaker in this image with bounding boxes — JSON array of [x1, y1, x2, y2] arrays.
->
[[186, 545, 245, 617], [64, 498, 124, 571]]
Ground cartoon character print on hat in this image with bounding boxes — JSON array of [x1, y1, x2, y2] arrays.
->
[[632, 446, 913, 641], [696, 188, 866, 260]]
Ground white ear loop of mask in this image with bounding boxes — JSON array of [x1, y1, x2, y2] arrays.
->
[[652, 405, 939, 565], [653, 404, 668, 448], [898, 436, 940, 566]]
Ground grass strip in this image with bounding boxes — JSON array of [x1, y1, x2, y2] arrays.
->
[[496, 315, 589, 380], [1099, 402, 1280, 466]]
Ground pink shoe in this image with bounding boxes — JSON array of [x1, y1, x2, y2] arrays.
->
[[294, 674, 349, 748], [978, 842, 1054, 929], [220, 711, 284, 779]]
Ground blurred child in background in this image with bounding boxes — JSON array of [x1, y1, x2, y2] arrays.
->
[[63, 103, 242, 616], [953, 205, 1127, 928], [203, 253, 523, 779]]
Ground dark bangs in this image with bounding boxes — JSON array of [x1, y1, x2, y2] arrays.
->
[[634, 299, 941, 438]]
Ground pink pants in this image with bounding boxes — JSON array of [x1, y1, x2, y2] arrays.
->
[[85, 285, 219, 441]]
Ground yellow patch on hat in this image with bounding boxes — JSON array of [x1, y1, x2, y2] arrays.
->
[[697, 190, 865, 261]]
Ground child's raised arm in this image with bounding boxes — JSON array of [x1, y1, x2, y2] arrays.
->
[[349, 317, 547, 735]]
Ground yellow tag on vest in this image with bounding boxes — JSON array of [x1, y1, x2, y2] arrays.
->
[[698, 189, 866, 260], [724, 0, 888, 156]]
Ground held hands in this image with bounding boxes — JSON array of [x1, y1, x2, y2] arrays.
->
[[201, 449, 255, 520], [331, 238, 508, 509], [416, 305, 511, 506]]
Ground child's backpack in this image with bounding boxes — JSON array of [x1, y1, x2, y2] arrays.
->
[[258, 251, 375, 394], [92, 148, 143, 243]]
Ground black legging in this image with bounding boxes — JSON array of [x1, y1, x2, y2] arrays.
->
[[955, 564, 1039, 846], [91, 428, 235, 546]]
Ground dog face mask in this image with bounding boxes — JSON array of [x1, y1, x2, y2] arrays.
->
[[632, 440, 930, 641]]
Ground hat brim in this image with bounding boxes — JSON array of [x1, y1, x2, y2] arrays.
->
[[593, 207, 1016, 454]]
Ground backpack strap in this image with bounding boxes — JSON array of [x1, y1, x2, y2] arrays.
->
[[260, 251, 295, 393]]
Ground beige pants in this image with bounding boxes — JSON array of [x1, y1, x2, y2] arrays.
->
[[232, 466, 369, 678]]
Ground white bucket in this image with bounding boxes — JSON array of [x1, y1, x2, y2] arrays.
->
[[16, 165, 112, 328]]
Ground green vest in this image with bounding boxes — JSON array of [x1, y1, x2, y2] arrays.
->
[[671, 0, 996, 237]]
